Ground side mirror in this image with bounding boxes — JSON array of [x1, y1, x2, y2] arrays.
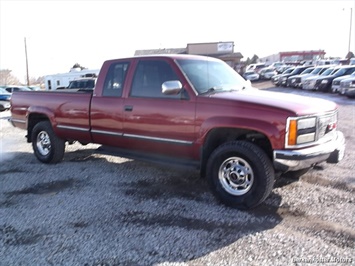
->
[[162, 80, 182, 95]]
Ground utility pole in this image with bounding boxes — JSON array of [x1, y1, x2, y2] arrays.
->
[[348, 8, 353, 52], [24, 37, 30, 86]]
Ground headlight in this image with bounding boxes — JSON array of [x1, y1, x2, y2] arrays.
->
[[287, 117, 316, 146], [321, 79, 329, 84], [350, 82, 355, 88], [282, 77, 287, 81]]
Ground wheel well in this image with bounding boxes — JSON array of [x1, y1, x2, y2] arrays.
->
[[201, 128, 273, 176], [27, 114, 50, 143]]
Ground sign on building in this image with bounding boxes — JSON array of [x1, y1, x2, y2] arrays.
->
[[217, 42, 234, 53]]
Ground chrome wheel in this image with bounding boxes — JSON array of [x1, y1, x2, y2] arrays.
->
[[36, 130, 51, 156], [218, 157, 254, 196]]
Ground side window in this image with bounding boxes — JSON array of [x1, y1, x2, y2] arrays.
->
[[103, 62, 129, 97], [130, 60, 180, 98]]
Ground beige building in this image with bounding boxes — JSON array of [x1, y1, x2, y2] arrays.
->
[[134, 41, 243, 70]]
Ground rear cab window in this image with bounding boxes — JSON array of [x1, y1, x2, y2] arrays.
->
[[102, 62, 130, 97]]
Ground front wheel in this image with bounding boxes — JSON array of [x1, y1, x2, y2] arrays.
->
[[206, 141, 274, 210], [31, 121, 65, 163]]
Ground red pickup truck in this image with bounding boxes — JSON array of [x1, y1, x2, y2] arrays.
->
[[10, 55, 345, 209]]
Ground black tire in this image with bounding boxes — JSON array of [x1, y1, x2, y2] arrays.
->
[[206, 141, 274, 210], [31, 121, 65, 164]]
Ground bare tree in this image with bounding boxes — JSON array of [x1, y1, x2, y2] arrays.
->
[[0, 69, 20, 85], [346, 51, 354, 59], [72, 63, 87, 70], [29, 76, 45, 86]]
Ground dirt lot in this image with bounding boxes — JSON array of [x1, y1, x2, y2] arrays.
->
[[0, 82, 354, 265]]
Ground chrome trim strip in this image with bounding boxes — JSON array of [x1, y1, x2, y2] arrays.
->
[[10, 118, 26, 124], [124, 133, 193, 145], [57, 125, 89, 132], [91, 129, 123, 137]]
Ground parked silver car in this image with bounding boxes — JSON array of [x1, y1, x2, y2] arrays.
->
[[331, 70, 355, 93], [302, 67, 339, 90], [339, 75, 355, 96], [243, 70, 260, 81]]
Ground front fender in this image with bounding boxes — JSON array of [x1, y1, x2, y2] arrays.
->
[[197, 116, 285, 150]]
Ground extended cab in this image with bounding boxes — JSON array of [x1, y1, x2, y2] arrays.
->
[[10, 55, 345, 209]]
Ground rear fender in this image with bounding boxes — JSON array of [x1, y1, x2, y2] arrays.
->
[[26, 106, 56, 142]]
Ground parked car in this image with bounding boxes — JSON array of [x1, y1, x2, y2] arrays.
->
[[0, 88, 11, 112], [286, 67, 314, 88], [276, 65, 292, 74], [287, 66, 331, 88], [345, 86, 355, 98], [279, 66, 311, 87], [272, 67, 295, 86], [3, 86, 32, 93], [58, 77, 96, 90], [267, 62, 287, 72], [0, 87, 11, 101], [302, 67, 339, 90], [245, 63, 267, 74], [259, 68, 277, 80], [339, 75, 355, 96], [331, 70, 355, 93], [28, 86, 41, 91], [243, 71, 259, 81], [314, 65, 355, 92]]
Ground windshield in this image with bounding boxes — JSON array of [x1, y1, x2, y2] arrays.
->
[[176, 59, 247, 94], [321, 68, 334, 76], [311, 67, 323, 74], [333, 68, 346, 76], [301, 68, 314, 74], [282, 68, 294, 74]]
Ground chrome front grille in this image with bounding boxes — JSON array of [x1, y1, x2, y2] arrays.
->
[[317, 111, 337, 143]]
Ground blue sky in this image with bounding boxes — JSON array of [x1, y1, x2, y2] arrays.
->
[[1, 0, 354, 82]]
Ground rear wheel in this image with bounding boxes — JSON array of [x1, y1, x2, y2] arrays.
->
[[206, 141, 274, 210], [31, 121, 65, 163]]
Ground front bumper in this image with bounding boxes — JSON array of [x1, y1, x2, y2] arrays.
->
[[273, 131, 345, 172], [345, 88, 355, 97]]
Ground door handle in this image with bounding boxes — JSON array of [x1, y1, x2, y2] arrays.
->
[[124, 105, 133, 112]]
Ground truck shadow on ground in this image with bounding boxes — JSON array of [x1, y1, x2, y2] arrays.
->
[[1, 149, 284, 265]]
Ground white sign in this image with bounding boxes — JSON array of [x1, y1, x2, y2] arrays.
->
[[217, 42, 233, 52]]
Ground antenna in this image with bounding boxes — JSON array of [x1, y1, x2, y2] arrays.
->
[[24, 37, 30, 86]]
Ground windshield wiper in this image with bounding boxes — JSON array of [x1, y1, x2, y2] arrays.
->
[[200, 86, 242, 95], [200, 87, 217, 95]]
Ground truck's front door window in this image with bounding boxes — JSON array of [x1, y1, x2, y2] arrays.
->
[[103, 62, 129, 97], [130, 60, 181, 98]]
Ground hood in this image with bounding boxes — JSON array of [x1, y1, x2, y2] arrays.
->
[[340, 76, 355, 83], [300, 73, 315, 79], [204, 89, 337, 116], [305, 75, 322, 81], [333, 75, 352, 82]]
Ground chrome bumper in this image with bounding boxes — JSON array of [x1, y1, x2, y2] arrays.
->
[[273, 131, 345, 172]]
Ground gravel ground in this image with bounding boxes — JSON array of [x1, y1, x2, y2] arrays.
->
[[0, 83, 354, 266]]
